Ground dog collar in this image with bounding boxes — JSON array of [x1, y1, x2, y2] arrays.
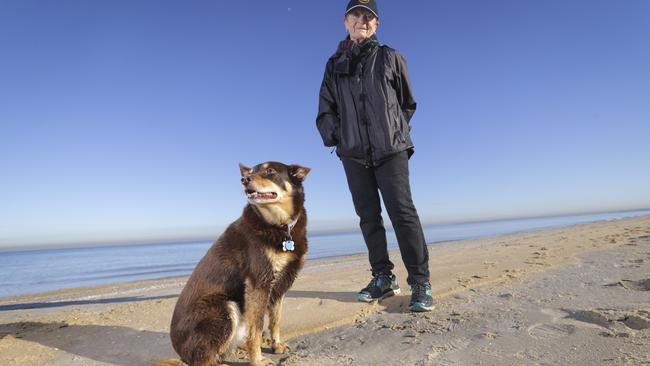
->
[[279, 215, 300, 252]]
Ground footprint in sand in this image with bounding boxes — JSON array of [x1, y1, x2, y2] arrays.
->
[[439, 338, 471, 354], [620, 279, 650, 291], [432, 359, 459, 366], [566, 309, 611, 328], [527, 323, 576, 339], [624, 314, 650, 330], [567, 308, 650, 331]]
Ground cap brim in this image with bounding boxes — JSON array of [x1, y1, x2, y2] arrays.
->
[[345, 5, 378, 18]]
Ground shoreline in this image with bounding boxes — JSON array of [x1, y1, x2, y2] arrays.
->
[[1, 215, 649, 365], [3, 212, 649, 303]]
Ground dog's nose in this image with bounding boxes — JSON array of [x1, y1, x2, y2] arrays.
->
[[241, 176, 251, 184]]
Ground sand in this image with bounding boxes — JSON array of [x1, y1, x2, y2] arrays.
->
[[1, 216, 649, 365]]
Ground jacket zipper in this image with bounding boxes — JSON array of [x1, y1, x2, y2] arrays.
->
[[359, 63, 374, 168]]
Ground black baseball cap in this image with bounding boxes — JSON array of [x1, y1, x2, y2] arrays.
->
[[345, 0, 379, 18]]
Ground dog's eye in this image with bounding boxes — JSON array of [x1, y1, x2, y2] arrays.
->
[[266, 168, 275, 175]]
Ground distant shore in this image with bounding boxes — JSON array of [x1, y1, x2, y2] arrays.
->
[[3, 208, 648, 253], [1, 215, 649, 365]]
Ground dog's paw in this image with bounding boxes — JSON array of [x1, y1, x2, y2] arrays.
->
[[251, 356, 275, 366], [272, 341, 290, 354]]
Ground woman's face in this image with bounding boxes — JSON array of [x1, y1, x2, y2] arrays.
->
[[344, 8, 379, 43]]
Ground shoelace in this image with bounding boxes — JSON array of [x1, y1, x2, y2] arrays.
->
[[365, 276, 380, 290], [364, 275, 388, 290], [412, 283, 429, 298]]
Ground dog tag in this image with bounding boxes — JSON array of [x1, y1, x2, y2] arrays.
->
[[282, 240, 295, 252]]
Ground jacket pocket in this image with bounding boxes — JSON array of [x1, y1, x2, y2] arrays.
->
[[334, 124, 341, 145], [390, 104, 407, 145]]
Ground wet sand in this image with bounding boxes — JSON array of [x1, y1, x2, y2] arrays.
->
[[1, 216, 649, 365]]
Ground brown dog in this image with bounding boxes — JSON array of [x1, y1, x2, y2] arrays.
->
[[156, 162, 310, 366]]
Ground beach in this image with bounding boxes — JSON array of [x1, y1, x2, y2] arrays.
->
[[1, 216, 649, 365]]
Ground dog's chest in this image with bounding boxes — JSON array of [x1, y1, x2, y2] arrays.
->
[[266, 249, 295, 278]]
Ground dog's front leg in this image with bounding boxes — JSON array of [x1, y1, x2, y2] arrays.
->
[[268, 296, 288, 354], [244, 285, 273, 366]]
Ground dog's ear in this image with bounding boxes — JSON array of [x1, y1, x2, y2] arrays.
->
[[289, 165, 311, 182], [239, 163, 251, 177]]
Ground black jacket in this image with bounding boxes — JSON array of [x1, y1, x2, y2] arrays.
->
[[317, 37, 417, 166]]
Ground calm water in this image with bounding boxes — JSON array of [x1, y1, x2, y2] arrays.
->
[[1, 209, 649, 299]]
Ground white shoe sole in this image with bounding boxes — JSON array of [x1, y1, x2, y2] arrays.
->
[[357, 287, 401, 303]]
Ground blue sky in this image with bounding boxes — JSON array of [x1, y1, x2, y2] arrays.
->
[[1, 0, 649, 248]]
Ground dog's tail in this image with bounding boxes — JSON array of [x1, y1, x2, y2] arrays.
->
[[150, 359, 185, 366]]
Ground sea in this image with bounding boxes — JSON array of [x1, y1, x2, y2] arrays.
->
[[1, 209, 649, 299]]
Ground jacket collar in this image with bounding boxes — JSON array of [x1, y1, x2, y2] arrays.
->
[[334, 35, 379, 75]]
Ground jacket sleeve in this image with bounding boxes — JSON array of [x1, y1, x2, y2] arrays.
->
[[393, 52, 417, 123], [316, 61, 340, 147]]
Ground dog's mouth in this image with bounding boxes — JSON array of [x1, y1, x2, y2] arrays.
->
[[245, 189, 279, 202]]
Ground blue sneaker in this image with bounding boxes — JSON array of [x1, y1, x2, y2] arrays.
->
[[356, 274, 401, 302], [409, 282, 434, 312]]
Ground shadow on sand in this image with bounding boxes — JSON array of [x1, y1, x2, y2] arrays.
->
[[0, 321, 274, 366], [287, 290, 412, 312], [286, 290, 358, 303], [0, 291, 411, 364], [0, 295, 178, 312], [1, 321, 175, 366]]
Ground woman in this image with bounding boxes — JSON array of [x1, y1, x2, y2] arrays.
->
[[316, 0, 433, 312]]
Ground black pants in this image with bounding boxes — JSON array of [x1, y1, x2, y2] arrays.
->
[[342, 151, 430, 285]]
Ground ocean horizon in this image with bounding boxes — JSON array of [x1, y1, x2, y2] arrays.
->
[[1, 208, 649, 299]]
